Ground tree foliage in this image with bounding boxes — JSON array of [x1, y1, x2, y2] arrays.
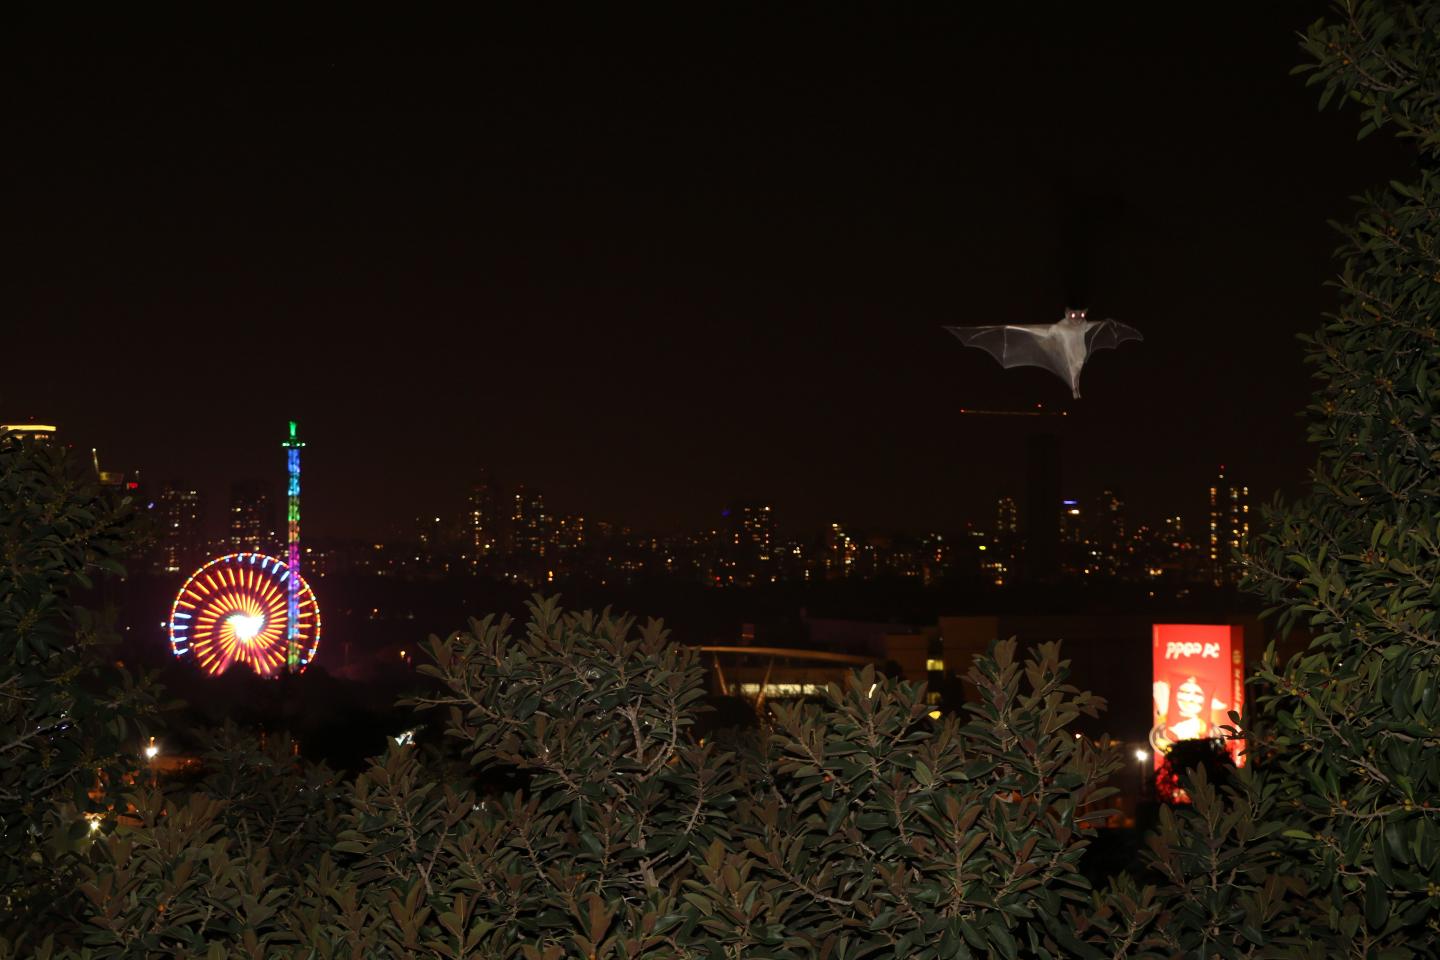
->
[[6, 578, 1121, 958], [723, 641, 1116, 959], [1253, 1, 1440, 953], [1110, 3, 1440, 956], [0, 433, 158, 945]]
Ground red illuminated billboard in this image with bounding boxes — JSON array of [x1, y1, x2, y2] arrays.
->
[[1151, 624, 1245, 779]]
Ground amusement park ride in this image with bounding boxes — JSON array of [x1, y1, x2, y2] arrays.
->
[[167, 422, 321, 677]]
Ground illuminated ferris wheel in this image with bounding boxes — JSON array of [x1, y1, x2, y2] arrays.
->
[[168, 552, 321, 677]]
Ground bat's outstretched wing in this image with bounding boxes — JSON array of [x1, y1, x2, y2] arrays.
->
[[945, 324, 1070, 386], [1084, 319, 1143, 353]]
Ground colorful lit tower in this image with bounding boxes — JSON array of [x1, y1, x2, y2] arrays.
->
[[282, 420, 306, 671]]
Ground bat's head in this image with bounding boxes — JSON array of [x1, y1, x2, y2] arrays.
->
[[1063, 308, 1087, 324]]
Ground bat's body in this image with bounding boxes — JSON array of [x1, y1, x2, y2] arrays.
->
[[945, 308, 1142, 398]]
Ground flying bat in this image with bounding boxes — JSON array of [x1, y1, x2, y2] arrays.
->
[[945, 308, 1142, 398]]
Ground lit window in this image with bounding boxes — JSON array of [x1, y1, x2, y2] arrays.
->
[[925, 659, 945, 672]]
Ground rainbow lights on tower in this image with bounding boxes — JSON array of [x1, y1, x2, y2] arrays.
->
[[282, 420, 305, 671]]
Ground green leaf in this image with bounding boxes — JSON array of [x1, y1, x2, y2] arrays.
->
[[1365, 875, 1389, 930]]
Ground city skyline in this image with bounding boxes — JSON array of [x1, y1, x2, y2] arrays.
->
[[118, 423, 1237, 593], [60, 420, 1240, 543]]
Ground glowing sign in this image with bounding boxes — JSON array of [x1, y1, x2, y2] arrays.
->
[[1151, 624, 1245, 783]]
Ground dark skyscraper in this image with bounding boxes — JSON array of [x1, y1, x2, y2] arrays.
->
[[157, 484, 205, 574], [1092, 488, 1126, 577], [511, 483, 549, 581], [228, 480, 274, 553], [989, 495, 1018, 585], [551, 513, 586, 578], [467, 471, 500, 573], [1024, 433, 1061, 581], [730, 503, 777, 586], [995, 496, 1018, 541], [1209, 466, 1250, 586]]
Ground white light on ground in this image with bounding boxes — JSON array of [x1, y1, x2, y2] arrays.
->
[[144, 744, 159, 759], [228, 614, 264, 640]]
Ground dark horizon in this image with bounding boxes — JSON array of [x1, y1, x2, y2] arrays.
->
[[3, 4, 1409, 541]]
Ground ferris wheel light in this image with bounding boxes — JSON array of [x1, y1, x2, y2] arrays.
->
[[228, 614, 265, 641], [169, 552, 321, 678]]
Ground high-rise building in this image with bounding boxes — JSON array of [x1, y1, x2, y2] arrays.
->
[[157, 484, 205, 573], [995, 496, 1018, 540], [990, 496, 1019, 585], [511, 484, 549, 581], [822, 522, 858, 579], [1091, 488, 1126, 577], [1208, 466, 1250, 585], [552, 513, 586, 578], [228, 480, 275, 553], [731, 503, 776, 586], [467, 472, 500, 573]]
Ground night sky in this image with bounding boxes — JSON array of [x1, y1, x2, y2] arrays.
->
[[2, 5, 1408, 541]]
